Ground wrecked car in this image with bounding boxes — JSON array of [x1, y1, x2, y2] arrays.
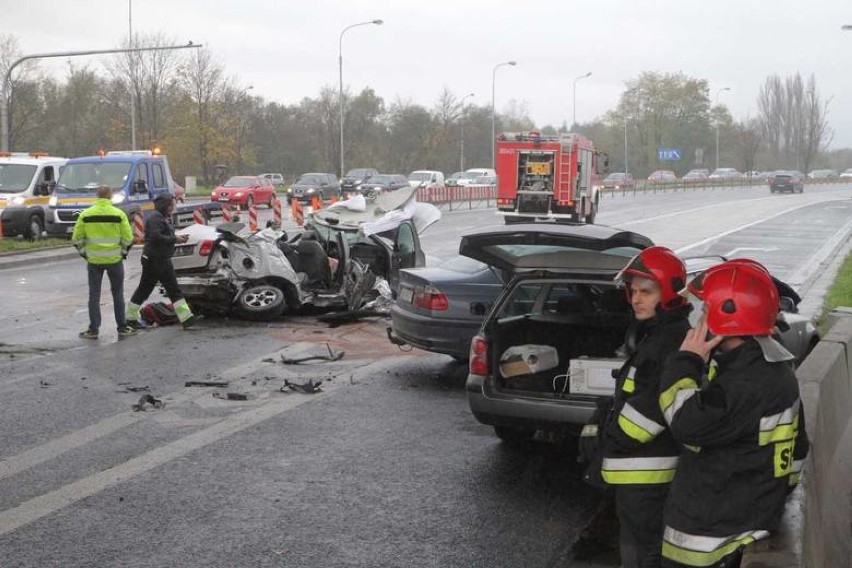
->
[[172, 186, 440, 320]]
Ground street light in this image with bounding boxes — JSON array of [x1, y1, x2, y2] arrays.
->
[[1, 42, 201, 152], [339, 19, 383, 178], [491, 60, 516, 169], [572, 71, 592, 129], [459, 92, 474, 171], [715, 87, 731, 170]]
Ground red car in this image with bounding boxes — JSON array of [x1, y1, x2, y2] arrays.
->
[[211, 176, 276, 209], [647, 170, 678, 183]]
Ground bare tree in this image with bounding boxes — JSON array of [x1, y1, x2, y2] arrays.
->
[[1, 33, 41, 150], [733, 117, 765, 174], [176, 48, 225, 184], [802, 76, 833, 173]]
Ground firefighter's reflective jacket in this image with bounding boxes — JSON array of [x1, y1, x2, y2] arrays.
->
[[599, 306, 691, 485], [658, 340, 809, 567], [71, 198, 134, 265]]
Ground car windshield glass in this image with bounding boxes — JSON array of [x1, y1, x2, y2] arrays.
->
[[0, 164, 37, 193], [449, 172, 464, 179], [408, 172, 431, 181], [496, 280, 623, 321], [604, 173, 625, 181], [346, 169, 371, 178], [370, 175, 393, 184], [297, 175, 324, 185], [224, 177, 253, 187], [56, 162, 131, 192], [460, 172, 479, 179]]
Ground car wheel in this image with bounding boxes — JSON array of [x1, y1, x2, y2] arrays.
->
[[25, 214, 44, 241], [584, 200, 598, 224], [493, 425, 536, 445], [236, 282, 286, 320]]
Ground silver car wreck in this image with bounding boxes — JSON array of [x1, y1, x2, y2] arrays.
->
[[173, 187, 441, 320]]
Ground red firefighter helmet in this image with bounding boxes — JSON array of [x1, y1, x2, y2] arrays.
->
[[685, 258, 771, 300], [701, 261, 779, 336], [616, 246, 687, 310]]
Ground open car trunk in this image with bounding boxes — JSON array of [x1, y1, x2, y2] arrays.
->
[[489, 278, 632, 398]]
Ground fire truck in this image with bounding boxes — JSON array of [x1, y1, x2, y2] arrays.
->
[[495, 131, 608, 224]]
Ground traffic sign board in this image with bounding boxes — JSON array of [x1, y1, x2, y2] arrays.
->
[[658, 148, 681, 161]]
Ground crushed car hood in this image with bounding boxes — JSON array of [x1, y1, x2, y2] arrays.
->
[[310, 186, 441, 236]]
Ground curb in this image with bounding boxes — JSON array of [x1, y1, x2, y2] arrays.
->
[[0, 248, 81, 270]]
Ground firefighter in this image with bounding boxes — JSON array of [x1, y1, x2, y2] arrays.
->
[[125, 193, 196, 328], [71, 185, 137, 339], [658, 261, 809, 568], [580, 246, 692, 567]]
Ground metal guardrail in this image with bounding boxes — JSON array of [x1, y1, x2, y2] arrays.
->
[[415, 184, 497, 211], [601, 177, 849, 197]]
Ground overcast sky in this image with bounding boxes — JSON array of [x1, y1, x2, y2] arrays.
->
[[5, 0, 852, 147]]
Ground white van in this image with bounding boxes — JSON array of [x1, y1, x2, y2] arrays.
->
[[0, 152, 67, 239], [408, 170, 445, 190]]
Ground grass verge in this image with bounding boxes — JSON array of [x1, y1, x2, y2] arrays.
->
[[820, 251, 852, 328], [0, 237, 70, 254]]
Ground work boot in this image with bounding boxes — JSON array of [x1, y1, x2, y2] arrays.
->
[[126, 319, 145, 330], [79, 329, 98, 340], [181, 315, 197, 329], [117, 326, 138, 338]]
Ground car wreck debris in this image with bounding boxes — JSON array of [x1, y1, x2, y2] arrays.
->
[[132, 394, 165, 412], [281, 379, 323, 394], [280, 343, 345, 364], [184, 380, 230, 388]]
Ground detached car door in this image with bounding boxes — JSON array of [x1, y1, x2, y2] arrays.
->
[[388, 220, 423, 292]]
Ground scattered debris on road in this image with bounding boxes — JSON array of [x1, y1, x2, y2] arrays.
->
[[279, 343, 344, 364], [212, 392, 250, 401], [185, 380, 230, 388], [132, 394, 165, 412], [281, 379, 323, 394]]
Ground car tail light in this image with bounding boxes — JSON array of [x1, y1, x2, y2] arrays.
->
[[469, 336, 490, 376], [198, 239, 215, 257], [412, 285, 449, 311]]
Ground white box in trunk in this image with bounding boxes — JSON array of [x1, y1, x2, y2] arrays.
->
[[569, 358, 623, 396]]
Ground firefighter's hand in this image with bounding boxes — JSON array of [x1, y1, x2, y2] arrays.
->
[[176, 234, 189, 244], [680, 315, 723, 363]]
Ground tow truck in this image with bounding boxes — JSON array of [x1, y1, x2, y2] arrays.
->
[[495, 131, 608, 224]]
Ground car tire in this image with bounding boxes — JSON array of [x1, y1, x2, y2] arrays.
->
[[493, 425, 536, 445], [25, 214, 44, 241], [236, 282, 286, 320], [585, 200, 598, 224]]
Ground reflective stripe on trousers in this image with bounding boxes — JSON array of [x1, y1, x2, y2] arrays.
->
[[662, 525, 769, 567], [601, 455, 678, 484]]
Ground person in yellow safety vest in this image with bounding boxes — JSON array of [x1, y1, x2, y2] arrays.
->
[[125, 193, 196, 328], [579, 246, 692, 568], [71, 185, 137, 340], [658, 260, 809, 568]]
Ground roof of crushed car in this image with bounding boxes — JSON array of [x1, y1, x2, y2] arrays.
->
[[310, 186, 441, 236]]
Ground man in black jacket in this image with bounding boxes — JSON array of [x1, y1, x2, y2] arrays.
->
[[580, 246, 692, 567], [125, 193, 196, 328], [658, 260, 808, 567]]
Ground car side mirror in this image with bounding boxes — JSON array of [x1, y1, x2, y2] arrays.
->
[[779, 296, 797, 314], [35, 182, 50, 196]]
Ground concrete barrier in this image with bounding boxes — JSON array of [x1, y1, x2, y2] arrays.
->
[[797, 310, 852, 567]]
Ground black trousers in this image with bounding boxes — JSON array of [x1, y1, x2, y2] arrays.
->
[[130, 255, 184, 305], [616, 484, 669, 568]]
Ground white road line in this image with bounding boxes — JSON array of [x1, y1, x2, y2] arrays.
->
[[618, 196, 780, 227], [675, 198, 850, 255], [785, 211, 852, 290]]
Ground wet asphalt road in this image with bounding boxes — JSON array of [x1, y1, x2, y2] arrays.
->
[[0, 183, 850, 567]]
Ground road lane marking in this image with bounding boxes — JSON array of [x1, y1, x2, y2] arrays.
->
[[0, 353, 401, 536], [675, 198, 850, 256], [785, 209, 852, 292], [618, 196, 781, 227]]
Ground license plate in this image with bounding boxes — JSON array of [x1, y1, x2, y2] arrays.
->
[[399, 287, 414, 304], [219, 195, 229, 201]]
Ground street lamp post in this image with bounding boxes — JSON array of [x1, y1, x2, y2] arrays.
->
[[714, 87, 731, 170], [338, 19, 382, 179], [624, 119, 628, 174], [572, 71, 592, 130], [459, 92, 474, 171], [1, 42, 200, 152], [491, 61, 516, 169]]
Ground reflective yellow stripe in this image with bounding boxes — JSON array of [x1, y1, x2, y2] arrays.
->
[[662, 527, 769, 566], [601, 456, 678, 484], [580, 424, 598, 437], [759, 402, 799, 446], [760, 423, 797, 446], [684, 444, 701, 453], [660, 377, 698, 424], [618, 403, 665, 443], [707, 362, 718, 382], [622, 377, 635, 393]]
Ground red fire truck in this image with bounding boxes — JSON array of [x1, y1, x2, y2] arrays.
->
[[495, 131, 608, 224]]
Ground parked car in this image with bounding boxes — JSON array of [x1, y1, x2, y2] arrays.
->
[[601, 172, 635, 190], [840, 168, 852, 179], [473, 175, 497, 185], [211, 176, 276, 210], [465, 167, 497, 179], [340, 168, 379, 193], [170, 180, 186, 203], [260, 173, 285, 187], [768, 171, 805, 193], [682, 169, 709, 183], [174, 186, 441, 320], [808, 169, 839, 179], [408, 170, 445, 190], [709, 167, 742, 180], [288, 173, 341, 203], [356, 174, 410, 197], [461, 224, 819, 444], [446, 172, 479, 187], [647, 170, 678, 183]]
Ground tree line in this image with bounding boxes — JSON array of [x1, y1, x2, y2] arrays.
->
[[1, 33, 836, 185]]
